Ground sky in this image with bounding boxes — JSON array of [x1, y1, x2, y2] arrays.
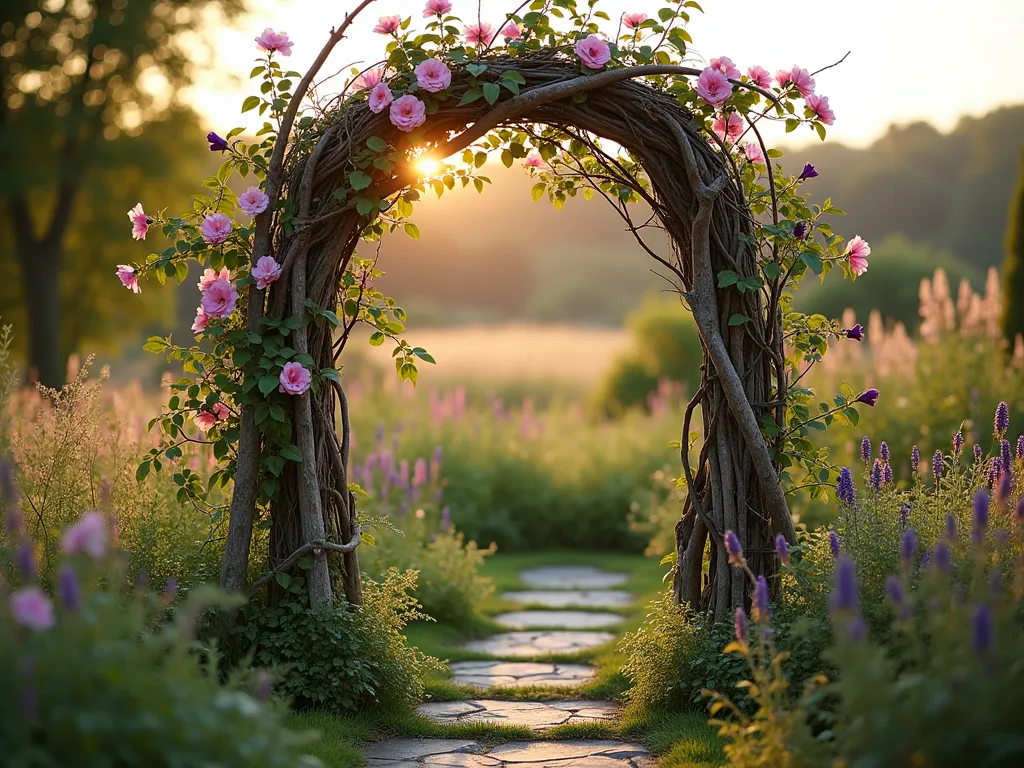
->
[[185, 0, 1024, 149]]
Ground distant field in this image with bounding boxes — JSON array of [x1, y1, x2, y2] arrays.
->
[[360, 323, 631, 383]]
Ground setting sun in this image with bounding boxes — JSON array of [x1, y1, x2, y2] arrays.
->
[[414, 155, 442, 177]]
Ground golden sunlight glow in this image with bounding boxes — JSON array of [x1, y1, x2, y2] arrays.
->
[[415, 155, 441, 177]]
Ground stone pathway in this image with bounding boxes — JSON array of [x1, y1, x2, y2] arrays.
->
[[364, 564, 652, 766]]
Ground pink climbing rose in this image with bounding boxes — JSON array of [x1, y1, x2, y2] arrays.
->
[[414, 58, 452, 93], [500, 21, 522, 40], [746, 65, 772, 89], [200, 213, 232, 244], [9, 587, 54, 631], [116, 265, 140, 294], [464, 22, 494, 45], [368, 82, 394, 114], [353, 65, 385, 91], [622, 13, 647, 29], [194, 402, 230, 432], [845, 236, 871, 275], [61, 510, 107, 559], [524, 149, 544, 168], [201, 277, 239, 319], [696, 67, 732, 107], [709, 56, 741, 80], [192, 306, 209, 334], [805, 93, 835, 125], [423, 0, 451, 17], [784, 66, 815, 97], [389, 94, 426, 132], [742, 142, 765, 165], [127, 203, 149, 240], [373, 15, 402, 35], [713, 112, 744, 143], [575, 35, 611, 70], [255, 28, 293, 56], [198, 267, 229, 292], [251, 255, 282, 289], [238, 186, 269, 217], [279, 362, 312, 395]]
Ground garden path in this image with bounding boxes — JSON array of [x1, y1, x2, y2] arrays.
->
[[363, 565, 653, 767]]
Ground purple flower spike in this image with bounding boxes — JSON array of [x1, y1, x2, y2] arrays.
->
[[831, 554, 858, 612], [793, 221, 807, 240], [934, 539, 951, 572], [734, 606, 749, 642], [836, 467, 855, 505], [972, 603, 994, 654], [997, 471, 1011, 504], [973, 444, 984, 463], [798, 162, 818, 180], [911, 445, 920, 472], [829, 529, 841, 557], [995, 401, 1010, 436], [164, 577, 179, 602], [880, 441, 890, 461], [206, 131, 230, 152], [440, 506, 451, 532], [860, 436, 872, 462], [724, 530, 745, 567], [883, 462, 893, 485], [0, 459, 15, 506], [932, 450, 944, 484], [775, 533, 790, 565], [1017, 435, 1024, 459], [945, 512, 957, 540], [972, 488, 990, 545], [58, 565, 80, 612], [845, 323, 864, 341], [885, 575, 906, 618], [953, 430, 964, 458], [900, 528, 917, 564], [753, 575, 771, 623], [986, 458, 1002, 490], [870, 459, 883, 490], [15, 542, 35, 580], [1001, 439, 1012, 475], [856, 388, 880, 407]]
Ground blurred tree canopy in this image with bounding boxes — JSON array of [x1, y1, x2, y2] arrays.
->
[[1003, 148, 1024, 344], [0, 0, 243, 385]]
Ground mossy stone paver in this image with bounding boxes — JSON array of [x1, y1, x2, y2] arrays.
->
[[417, 699, 618, 730], [517, 566, 629, 589], [363, 739, 652, 766], [462, 629, 615, 657], [448, 660, 596, 688], [501, 589, 634, 608], [494, 609, 624, 630]]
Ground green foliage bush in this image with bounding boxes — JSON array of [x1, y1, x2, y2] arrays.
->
[[1002, 147, 1024, 343], [229, 567, 441, 712]]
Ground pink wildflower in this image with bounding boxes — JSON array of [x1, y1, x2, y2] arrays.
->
[[61, 510, 107, 559], [423, 0, 451, 17], [251, 255, 282, 290], [464, 22, 494, 45], [238, 186, 269, 217], [788, 66, 816, 97], [192, 306, 209, 334], [9, 587, 54, 631], [805, 93, 835, 125], [709, 56, 741, 80], [845, 236, 871, 275], [127, 203, 149, 240], [194, 402, 230, 433], [255, 28, 293, 56], [622, 13, 647, 29], [198, 267, 230, 292], [743, 142, 765, 164], [373, 15, 402, 35], [500, 21, 522, 40], [200, 213, 232, 245], [713, 112, 744, 143], [368, 82, 394, 114], [116, 265, 140, 294], [414, 58, 452, 93], [279, 362, 312, 395], [575, 35, 611, 70], [389, 94, 426, 132], [775, 68, 793, 87], [353, 66, 385, 91], [696, 67, 732, 107], [524, 149, 544, 168], [201, 277, 239, 319], [746, 65, 772, 89]]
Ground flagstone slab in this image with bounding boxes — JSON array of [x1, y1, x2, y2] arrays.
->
[[417, 699, 618, 730], [449, 660, 596, 688], [462, 630, 615, 657], [502, 589, 635, 608], [495, 610, 625, 630], [518, 566, 628, 589], [363, 739, 652, 767]]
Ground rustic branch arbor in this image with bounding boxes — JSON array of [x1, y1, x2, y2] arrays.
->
[[217, 7, 803, 622]]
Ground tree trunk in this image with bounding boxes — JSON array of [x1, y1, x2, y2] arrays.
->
[[19, 243, 62, 387]]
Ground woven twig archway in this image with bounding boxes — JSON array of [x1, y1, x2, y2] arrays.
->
[[217, 52, 798, 621]]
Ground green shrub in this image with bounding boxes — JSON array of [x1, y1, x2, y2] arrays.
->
[[1002, 147, 1024, 343], [230, 567, 442, 712]]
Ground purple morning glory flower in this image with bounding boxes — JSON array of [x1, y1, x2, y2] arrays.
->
[[836, 467, 855, 505], [900, 528, 916, 564], [798, 162, 818, 180], [995, 401, 1010, 435], [845, 323, 864, 341], [58, 565, 80, 612], [206, 131, 230, 152], [724, 529, 745, 567], [734, 606, 749, 642], [775, 533, 790, 565], [753, 575, 771, 623], [952, 430, 964, 458], [972, 603, 994, 654], [856, 388, 880, 407], [829, 529, 841, 557], [831, 554, 858, 612], [793, 221, 807, 240], [861, 435, 872, 462]]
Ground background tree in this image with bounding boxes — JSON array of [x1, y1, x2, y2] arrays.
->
[[1002, 147, 1024, 344], [0, 0, 242, 385]]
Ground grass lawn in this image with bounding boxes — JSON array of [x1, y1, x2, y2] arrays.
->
[[288, 550, 726, 767]]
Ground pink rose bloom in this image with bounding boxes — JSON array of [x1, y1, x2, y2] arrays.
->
[[500, 21, 522, 40], [414, 58, 452, 93], [238, 186, 269, 217], [373, 15, 402, 35], [805, 93, 835, 125], [742, 142, 765, 164], [9, 587, 54, 631], [116, 265, 140, 294], [623, 13, 647, 29], [201, 277, 239, 319], [255, 28, 293, 56], [61, 510, 107, 559], [368, 82, 394, 114], [696, 67, 732, 107], [200, 213, 232, 245], [194, 402, 230, 432], [192, 306, 209, 334], [127, 203, 149, 240], [788, 66, 816, 97], [713, 112, 744, 143], [198, 267, 230, 292], [524, 149, 544, 168], [845, 236, 870, 275], [423, 0, 451, 17], [279, 362, 312, 396], [353, 65, 385, 91], [251, 255, 282, 289], [389, 94, 427, 132], [709, 56, 741, 80], [746, 66, 772, 89], [575, 35, 611, 70], [464, 22, 494, 45]]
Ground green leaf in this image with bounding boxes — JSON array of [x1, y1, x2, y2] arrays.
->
[[366, 136, 388, 152], [728, 314, 751, 326], [531, 182, 546, 202], [280, 444, 303, 462], [482, 82, 501, 105], [136, 461, 150, 482], [800, 251, 823, 276], [761, 262, 783, 280], [501, 70, 526, 84], [501, 148, 513, 168], [368, 331, 385, 346], [466, 63, 488, 76], [404, 222, 420, 239], [258, 376, 279, 395], [275, 572, 292, 589], [348, 170, 372, 191], [242, 95, 261, 113], [412, 347, 436, 364], [717, 270, 739, 288], [457, 88, 483, 106], [355, 197, 375, 216], [785, 118, 800, 133]]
